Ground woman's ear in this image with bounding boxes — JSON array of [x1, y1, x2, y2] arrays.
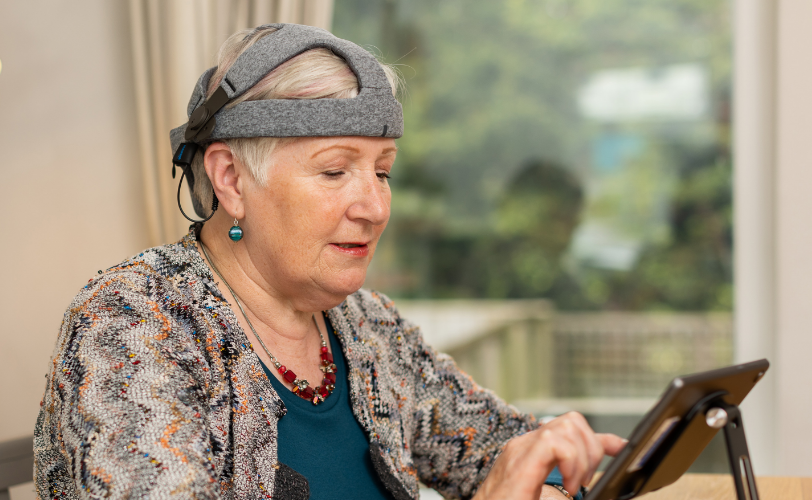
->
[[203, 142, 246, 219]]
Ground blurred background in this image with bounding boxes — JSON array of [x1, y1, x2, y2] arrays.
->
[[1, 0, 810, 498], [334, 0, 735, 476]]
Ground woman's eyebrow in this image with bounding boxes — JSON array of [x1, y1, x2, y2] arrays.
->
[[310, 145, 360, 158], [310, 144, 398, 159]]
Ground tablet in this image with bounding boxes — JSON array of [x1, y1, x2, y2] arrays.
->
[[585, 359, 769, 500]]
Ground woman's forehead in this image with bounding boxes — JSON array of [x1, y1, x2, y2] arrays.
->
[[281, 136, 398, 159]]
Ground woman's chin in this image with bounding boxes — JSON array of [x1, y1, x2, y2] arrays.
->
[[325, 271, 368, 298]]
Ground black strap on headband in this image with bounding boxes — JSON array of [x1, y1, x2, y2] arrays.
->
[[185, 87, 230, 143], [175, 166, 219, 223], [171, 87, 227, 223], [172, 148, 219, 223]]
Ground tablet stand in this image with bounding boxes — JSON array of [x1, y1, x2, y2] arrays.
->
[[705, 400, 760, 500]]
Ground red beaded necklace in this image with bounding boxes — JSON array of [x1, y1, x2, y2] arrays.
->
[[274, 325, 337, 405], [200, 242, 337, 405]]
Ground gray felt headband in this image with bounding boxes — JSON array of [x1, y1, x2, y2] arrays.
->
[[169, 23, 403, 156]]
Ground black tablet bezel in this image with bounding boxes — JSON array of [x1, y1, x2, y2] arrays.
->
[[584, 358, 769, 500]]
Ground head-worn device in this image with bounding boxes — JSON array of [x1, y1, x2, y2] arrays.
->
[[169, 23, 404, 221]]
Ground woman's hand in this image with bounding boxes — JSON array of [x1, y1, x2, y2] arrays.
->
[[473, 412, 627, 500]]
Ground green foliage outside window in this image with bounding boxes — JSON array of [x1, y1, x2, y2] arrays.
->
[[333, 0, 732, 311]]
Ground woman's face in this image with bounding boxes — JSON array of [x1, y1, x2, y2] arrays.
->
[[242, 136, 396, 306]]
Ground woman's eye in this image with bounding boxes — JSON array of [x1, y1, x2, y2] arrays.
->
[[377, 172, 391, 180], [323, 170, 344, 178]]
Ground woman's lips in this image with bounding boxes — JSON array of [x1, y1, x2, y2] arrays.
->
[[329, 243, 370, 257]]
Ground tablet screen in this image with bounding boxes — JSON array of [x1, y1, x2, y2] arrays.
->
[[626, 416, 680, 473]]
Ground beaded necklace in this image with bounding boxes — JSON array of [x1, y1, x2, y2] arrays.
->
[[200, 242, 337, 405]]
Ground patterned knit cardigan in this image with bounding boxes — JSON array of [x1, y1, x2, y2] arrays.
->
[[34, 229, 537, 499]]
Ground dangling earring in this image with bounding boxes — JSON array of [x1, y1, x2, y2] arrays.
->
[[228, 218, 244, 241]]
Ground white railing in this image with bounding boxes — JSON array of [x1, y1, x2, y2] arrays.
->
[[396, 300, 733, 407]]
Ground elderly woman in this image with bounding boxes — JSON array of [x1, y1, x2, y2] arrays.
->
[[34, 24, 624, 500]]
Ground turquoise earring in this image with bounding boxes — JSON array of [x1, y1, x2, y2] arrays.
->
[[228, 218, 244, 241]]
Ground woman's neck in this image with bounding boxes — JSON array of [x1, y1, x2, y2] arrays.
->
[[197, 220, 334, 389]]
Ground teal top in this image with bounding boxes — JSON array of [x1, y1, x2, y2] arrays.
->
[[260, 317, 392, 500]]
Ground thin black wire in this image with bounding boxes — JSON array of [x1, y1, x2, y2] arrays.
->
[[176, 167, 218, 223]]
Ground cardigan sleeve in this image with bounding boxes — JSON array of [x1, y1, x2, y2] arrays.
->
[[34, 272, 220, 499], [389, 302, 539, 499]]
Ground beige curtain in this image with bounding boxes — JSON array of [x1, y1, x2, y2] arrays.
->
[[128, 0, 335, 245]]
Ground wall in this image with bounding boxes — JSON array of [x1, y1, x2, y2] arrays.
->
[[733, 0, 778, 474], [0, 1, 151, 442], [774, 0, 812, 475], [735, 0, 812, 476]]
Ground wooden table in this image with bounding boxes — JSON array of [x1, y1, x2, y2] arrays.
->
[[633, 474, 812, 500]]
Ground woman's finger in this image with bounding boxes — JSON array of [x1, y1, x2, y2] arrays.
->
[[545, 413, 603, 488], [535, 428, 581, 494], [597, 433, 628, 456], [542, 418, 591, 494], [565, 413, 606, 485], [474, 430, 560, 500], [563, 420, 592, 492]]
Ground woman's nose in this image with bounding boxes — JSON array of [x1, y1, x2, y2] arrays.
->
[[347, 173, 390, 225]]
